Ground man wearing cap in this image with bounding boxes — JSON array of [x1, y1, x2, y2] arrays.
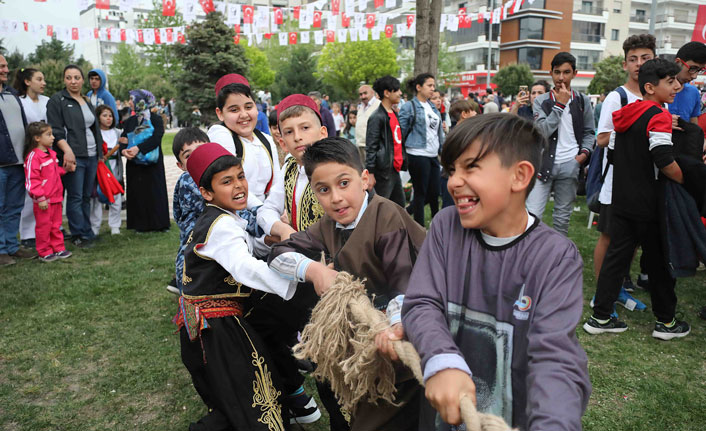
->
[[207, 74, 279, 204]]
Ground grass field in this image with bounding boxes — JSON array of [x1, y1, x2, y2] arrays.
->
[[0, 199, 704, 431], [161, 131, 176, 158]]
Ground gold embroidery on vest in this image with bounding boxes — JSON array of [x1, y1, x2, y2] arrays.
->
[[223, 275, 251, 297], [284, 158, 324, 232]]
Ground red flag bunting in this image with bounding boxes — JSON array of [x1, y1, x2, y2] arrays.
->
[[177, 31, 185, 44], [243, 5, 254, 24], [406, 15, 414, 28], [137, 29, 144, 43], [166, 27, 173, 42], [692, 5, 706, 43], [154, 28, 161, 44], [264, 33, 272, 39], [234, 24, 240, 34], [384, 24, 393, 38], [366, 14, 375, 29], [96, 0, 110, 10], [162, 0, 175, 16], [313, 11, 322, 28], [198, 0, 215, 14], [23, 22, 28, 31], [71, 28, 79, 40], [47, 25, 54, 37], [274, 8, 283, 25], [288, 32, 297, 45], [293, 6, 300, 20], [374, 0, 383, 8], [332, 0, 340, 16], [342, 12, 350, 27], [478, 13, 484, 23], [233, 34, 240, 44], [326, 30, 335, 42], [120, 28, 126, 41]]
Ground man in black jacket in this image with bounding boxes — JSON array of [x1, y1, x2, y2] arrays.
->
[[365, 75, 406, 207]]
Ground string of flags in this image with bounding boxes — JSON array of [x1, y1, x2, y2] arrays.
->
[[19, 0, 535, 46]]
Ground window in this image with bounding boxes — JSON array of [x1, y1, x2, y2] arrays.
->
[[572, 21, 604, 43], [574, 49, 601, 70], [521, 0, 544, 9], [613, 1, 622, 13], [518, 47, 542, 70], [611, 29, 619, 41], [519, 17, 543, 40]]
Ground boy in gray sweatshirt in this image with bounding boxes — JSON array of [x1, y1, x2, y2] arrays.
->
[[401, 114, 591, 430]]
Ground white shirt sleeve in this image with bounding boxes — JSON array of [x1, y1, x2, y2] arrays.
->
[[596, 91, 622, 135], [207, 124, 237, 156], [197, 214, 296, 300], [257, 160, 287, 235]]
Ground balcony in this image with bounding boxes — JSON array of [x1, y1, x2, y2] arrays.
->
[[574, 6, 604, 16], [630, 14, 648, 23], [572, 33, 602, 43]]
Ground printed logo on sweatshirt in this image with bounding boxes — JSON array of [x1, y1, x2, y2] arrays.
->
[[513, 283, 531, 320]]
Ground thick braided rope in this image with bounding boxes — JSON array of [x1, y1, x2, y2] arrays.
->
[[293, 272, 515, 431]]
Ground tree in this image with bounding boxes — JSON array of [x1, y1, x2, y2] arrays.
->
[[140, 0, 185, 83], [109, 44, 148, 100], [270, 46, 319, 102], [492, 63, 534, 98], [414, 0, 443, 76], [4, 49, 28, 86], [27, 37, 74, 64], [174, 11, 249, 125], [243, 45, 275, 92], [588, 55, 627, 95], [399, 36, 461, 83], [317, 36, 399, 99]]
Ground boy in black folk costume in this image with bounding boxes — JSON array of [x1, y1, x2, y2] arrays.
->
[[175, 143, 315, 431], [401, 114, 591, 430], [268, 137, 426, 431], [585, 58, 689, 339]]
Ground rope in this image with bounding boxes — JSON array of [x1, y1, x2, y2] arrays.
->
[[293, 272, 515, 431]]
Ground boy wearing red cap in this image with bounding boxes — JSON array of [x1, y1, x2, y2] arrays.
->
[[207, 74, 279, 205], [175, 143, 323, 430]]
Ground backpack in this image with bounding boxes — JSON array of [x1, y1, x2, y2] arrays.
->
[[585, 86, 628, 207]]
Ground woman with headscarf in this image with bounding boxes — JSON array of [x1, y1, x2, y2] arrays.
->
[[120, 89, 169, 232], [46, 64, 103, 247]]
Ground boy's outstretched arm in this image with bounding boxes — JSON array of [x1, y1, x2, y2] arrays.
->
[[526, 246, 591, 431]]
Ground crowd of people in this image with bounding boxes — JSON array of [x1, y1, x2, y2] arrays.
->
[[0, 33, 705, 431]]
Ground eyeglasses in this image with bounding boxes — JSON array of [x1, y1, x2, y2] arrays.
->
[[676, 58, 706, 75]]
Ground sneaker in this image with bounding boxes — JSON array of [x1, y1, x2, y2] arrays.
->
[[54, 250, 72, 259], [11, 247, 37, 259], [71, 237, 94, 249], [652, 319, 690, 340], [166, 277, 180, 295], [39, 253, 58, 263], [621, 276, 636, 293], [111, 227, 120, 235], [289, 396, 321, 425], [0, 254, 16, 266], [636, 274, 650, 291], [589, 296, 619, 319], [20, 238, 36, 248], [616, 287, 647, 311], [583, 316, 628, 335]]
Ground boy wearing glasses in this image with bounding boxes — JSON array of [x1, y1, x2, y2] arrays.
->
[[669, 41, 706, 125]]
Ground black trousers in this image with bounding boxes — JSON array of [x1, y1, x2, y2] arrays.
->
[[373, 167, 405, 208], [407, 154, 440, 226], [593, 214, 677, 322]]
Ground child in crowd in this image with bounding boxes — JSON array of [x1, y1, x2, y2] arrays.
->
[[170, 127, 209, 295], [440, 99, 478, 209], [90, 105, 123, 236], [402, 114, 590, 430], [208, 74, 279, 205], [269, 137, 427, 431], [176, 143, 309, 430], [24, 122, 72, 262], [249, 94, 328, 426], [585, 58, 690, 340]]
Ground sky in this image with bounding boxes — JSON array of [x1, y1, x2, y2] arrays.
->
[[1, 0, 81, 55]]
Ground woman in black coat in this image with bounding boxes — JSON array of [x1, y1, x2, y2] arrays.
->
[[120, 89, 169, 232]]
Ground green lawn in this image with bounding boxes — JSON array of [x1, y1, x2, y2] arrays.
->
[[1, 199, 704, 430], [161, 131, 177, 158]]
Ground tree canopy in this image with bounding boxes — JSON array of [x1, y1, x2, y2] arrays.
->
[[243, 45, 275, 93], [492, 63, 534, 97], [588, 55, 627, 95]]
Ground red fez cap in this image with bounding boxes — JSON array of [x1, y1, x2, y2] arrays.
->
[[187, 143, 234, 187], [277, 94, 322, 124], [214, 74, 250, 97]]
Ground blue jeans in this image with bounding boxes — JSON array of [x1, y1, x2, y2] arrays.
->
[[62, 156, 98, 239], [526, 158, 580, 236], [0, 165, 25, 254]]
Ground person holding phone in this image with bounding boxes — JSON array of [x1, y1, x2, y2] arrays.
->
[[511, 81, 550, 121]]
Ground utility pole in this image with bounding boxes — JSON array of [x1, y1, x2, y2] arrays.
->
[[649, 0, 657, 34], [486, 0, 494, 93]]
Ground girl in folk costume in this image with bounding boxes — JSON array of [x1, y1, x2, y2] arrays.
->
[[23, 122, 71, 262], [90, 105, 124, 235], [207, 74, 280, 205]]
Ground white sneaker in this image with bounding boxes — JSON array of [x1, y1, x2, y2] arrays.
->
[[111, 227, 120, 235], [166, 284, 180, 295]]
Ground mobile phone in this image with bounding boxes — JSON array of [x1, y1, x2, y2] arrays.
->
[[519, 85, 528, 93]]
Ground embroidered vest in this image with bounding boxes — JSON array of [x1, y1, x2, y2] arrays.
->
[[283, 157, 324, 232], [181, 205, 252, 299]]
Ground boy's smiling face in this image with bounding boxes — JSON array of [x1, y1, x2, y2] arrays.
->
[[310, 161, 369, 226], [216, 93, 257, 140], [279, 111, 328, 162], [447, 139, 533, 235], [646, 74, 682, 105], [177, 141, 206, 171], [200, 165, 249, 213]]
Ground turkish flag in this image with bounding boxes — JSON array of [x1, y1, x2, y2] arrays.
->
[[342, 12, 350, 27], [71, 28, 79, 40], [177, 32, 186, 44], [47, 25, 54, 37], [198, 0, 215, 14], [313, 11, 322, 28], [692, 5, 706, 43], [465, 15, 473, 28], [332, 0, 340, 16], [162, 0, 175, 16], [243, 5, 254, 24], [23, 22, 28, 31], [289, 32, 298, 45], [274, 8, 283, 25], [120, 28, 126, 41], [374, 0, 383, 8], [458, 7, 466, 15], [137, 29, 144, 43], [154, 28, 161, 44], [326, 30, 335, 42], [478, 13, 485, 23], [293, 6, 300, 20], [96, 0, 110, 10], [406, 15, 414, 28], [166, 27, 173, 42], [264, 33, 272, 39], [233, 34, 240, 44], [234, 24, 240, 33], [384, 24, 393, 38], [106, 28, 112, 41], [366, 14, 375, 29]]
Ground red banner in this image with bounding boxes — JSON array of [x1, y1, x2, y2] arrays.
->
[[342, 12, 350, 28], [233, 34, 240, 44], [162, 0, 175, 16], [374, 0, 383, 8], [137, 29, 144, 43], [332, 0, 340, 16], [288, 32, 298, 45], [177, 31, 185, 44], [47, 25, 53, 37], [198, 0, 215, 14], [96, 0, 110, 10], [71, 28, 79, 40], [23, 22, 28, 31], [384, 24, 393, 38], [366, 14, 375, 29], [693, 5, 706, 43], [326, 30, 335, 42], [243, 5, 254, 24], [166, 27, 173, 42], [293, 6, 300, 20], [120, 28, 126, 41], [406, 15, 414, 28], [313, 11, 322, 28], [274, 8, 283, 25], [154, 28, 161, 44], [234, 23, 240, 33]]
